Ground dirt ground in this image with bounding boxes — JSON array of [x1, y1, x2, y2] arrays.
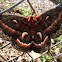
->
[[0, 0, 62, 62]]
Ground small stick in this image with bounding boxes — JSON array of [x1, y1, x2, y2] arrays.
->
[[0, 42, 10, 49]]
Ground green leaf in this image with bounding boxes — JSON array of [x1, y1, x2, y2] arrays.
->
[[0, 0, 5, 2], [51, 39, 55, 43], [42, 58, 46, 62], [47, 56, 52, 59], [41, 55, 51, 62], [50, 49, 55, 53], [54, 35, 62, 41], [22, 8, 32, 16]]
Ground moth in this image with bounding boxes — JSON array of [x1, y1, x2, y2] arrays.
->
[[0, 7, 62, 53]]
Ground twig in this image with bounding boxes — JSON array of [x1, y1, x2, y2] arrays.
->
[[34, 50, 48, 60], [0, 42, 10, 49], [0, 54, 7, 61], [34, 41, 62, 60], [51, 41, 62, 48], [27, 52, 33, 62], [0, 0, 24, 14], [27, 0, 35, 14], [56, 1, 62, 7], [4, 52, 24, 62], [52, 53, 62, 58]]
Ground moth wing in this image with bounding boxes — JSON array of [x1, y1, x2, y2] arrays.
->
[[39, 7, 62, 38], [0, 13, 28, 38]]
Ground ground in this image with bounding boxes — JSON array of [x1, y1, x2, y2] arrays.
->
[[0, 0, 62, 62]]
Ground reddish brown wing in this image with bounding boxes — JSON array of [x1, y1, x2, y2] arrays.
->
[[32, 7, 62, 53], [39, 7, 62, 38], [0, 13, 32, 52], [0, 13, 28, 37]]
